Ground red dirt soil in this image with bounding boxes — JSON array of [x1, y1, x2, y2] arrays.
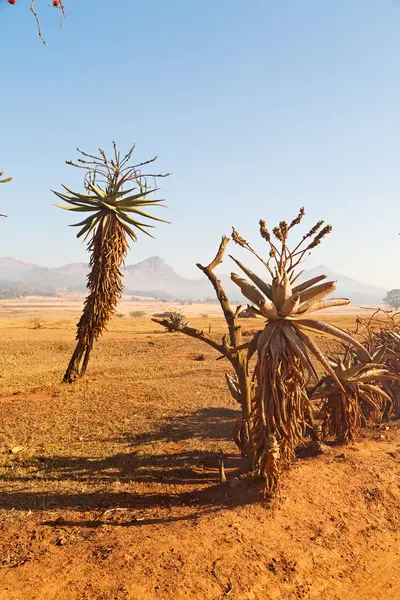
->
[[1, 412, 399, 599]]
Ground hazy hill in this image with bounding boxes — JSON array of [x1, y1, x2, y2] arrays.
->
[[297, 265, 387, 305], [0, 256, 388, 303]]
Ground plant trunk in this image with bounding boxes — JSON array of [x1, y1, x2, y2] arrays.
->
[[251, 326, 311, 496], [234, 351, 253, 457], [63, 217, 127, 383]]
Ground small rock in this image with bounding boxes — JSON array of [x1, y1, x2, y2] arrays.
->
[[194, 354, 206, 361], [55, 536, 66, 546], [335, 452, 347, 460], [55, 516, 66, 525], [10, 446, 24, 455]]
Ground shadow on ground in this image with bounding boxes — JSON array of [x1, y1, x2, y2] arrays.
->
[[0, 407, 262, 522], [123, 406, 241, 445]]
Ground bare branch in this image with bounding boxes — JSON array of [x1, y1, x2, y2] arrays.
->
[[30, 0, 46, 45], [151, 319, 233, 360], [206, 236, 230, 271], [196, 236, 242, 349], [28, 0, 66, 45]]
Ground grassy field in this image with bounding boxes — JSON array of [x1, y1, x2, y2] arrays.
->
[[0, 306, 399, 599]]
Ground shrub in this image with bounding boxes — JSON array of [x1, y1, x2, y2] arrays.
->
[[30, 317, 45, 329], [164, 311, 189, 331], [130, 310, 146, 318]]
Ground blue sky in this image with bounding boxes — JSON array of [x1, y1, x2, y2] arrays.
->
[[0, 0, 399, 289]]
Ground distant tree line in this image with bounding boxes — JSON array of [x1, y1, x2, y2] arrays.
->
[[0, 282, 56, 299]]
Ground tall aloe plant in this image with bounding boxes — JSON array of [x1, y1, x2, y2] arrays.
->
[[230, 209, 370, 496], [53, 143, 169, 383]]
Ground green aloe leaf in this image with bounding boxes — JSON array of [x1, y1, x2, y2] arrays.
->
[[61, 184, 98, 200], [85, 181, 106, 196], [115, 214, 150, 238], [115, 188, 157, 206], [70, 213, 100, 228], [122, 206, 170, 223], [77, 215, 100, 239], [115, 211, 154, 227], [54, 204, 99, 213], [60, 186, 100, 205], [120, 215, 155, 238], [52, 191, 98, 209]]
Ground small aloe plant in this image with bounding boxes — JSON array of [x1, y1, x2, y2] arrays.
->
[[313, 352, 399, 442]]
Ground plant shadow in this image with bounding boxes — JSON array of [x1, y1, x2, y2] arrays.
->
[[0, 406, 266, 524]]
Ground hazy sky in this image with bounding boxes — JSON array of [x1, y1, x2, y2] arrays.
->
[[1, 1, 399, 289]]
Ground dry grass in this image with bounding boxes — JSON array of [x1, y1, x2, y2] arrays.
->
[[0, 309, 364, 396], [0, 313, 245, 515]]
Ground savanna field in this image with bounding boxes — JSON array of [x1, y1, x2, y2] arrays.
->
[[0, 299, 399, 600], [2, 3, 400, 600]]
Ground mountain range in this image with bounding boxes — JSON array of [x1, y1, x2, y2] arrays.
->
[[0, 256, 388, 303]]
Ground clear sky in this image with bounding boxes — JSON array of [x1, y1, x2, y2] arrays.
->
[[0, 0, 399, 289]]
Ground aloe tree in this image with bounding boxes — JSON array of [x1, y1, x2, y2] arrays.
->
[[53, 142, 169, 383], [230, 209, 370, 496]]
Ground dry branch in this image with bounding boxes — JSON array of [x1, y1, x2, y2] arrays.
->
[[153, 236, 254, 457], [21, 0, 67, 45], [151, 320, 231, 358]]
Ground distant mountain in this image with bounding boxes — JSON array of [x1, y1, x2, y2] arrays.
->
[[124, 256, 207, 297], [298, 265, 387, 304], [0, 256, 388, 303], [0, 257, 56, 286]]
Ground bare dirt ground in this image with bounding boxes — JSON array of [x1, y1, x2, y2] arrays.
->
[[0, 308, 399, 600]]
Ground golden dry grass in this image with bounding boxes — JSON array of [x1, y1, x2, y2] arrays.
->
[[0, 307, 364, 395], [0, 313, 243, 515]]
